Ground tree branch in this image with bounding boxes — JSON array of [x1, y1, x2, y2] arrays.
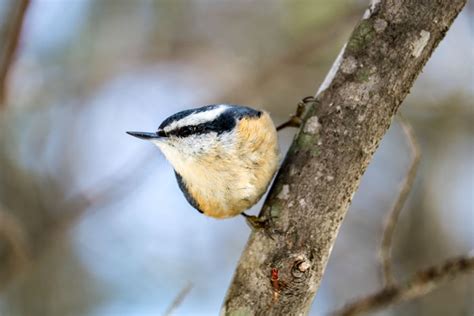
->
[[222, 1, 467, 314], [332, 255, 474, 316], [164, 282, 193, 316], [379, 116, 420, 286], [0, 207, 29, 283], [0, 0, 30, 106]]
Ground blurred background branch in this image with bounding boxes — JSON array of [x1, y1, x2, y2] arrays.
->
[[333, 255, 474, 316], [0, 0, 30, 106], [379, 116, 421, 286], [0, 207, 29, 285], [329, 114, 472, 315], [163, 282, 193, 316]]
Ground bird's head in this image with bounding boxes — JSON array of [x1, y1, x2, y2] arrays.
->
[[127, 104, 262, 172]]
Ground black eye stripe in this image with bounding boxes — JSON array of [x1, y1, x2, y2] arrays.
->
[[161, 105, 262, 138], [174, 125, 201, 137], [167, 114, 234, 138], [157, 130, 167, 137], [169, 121, 225, 137]]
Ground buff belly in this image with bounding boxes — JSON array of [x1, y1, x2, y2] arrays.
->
[[165, 111, 279, 219]]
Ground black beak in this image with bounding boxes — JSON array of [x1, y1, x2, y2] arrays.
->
[[126, 131, 160, 140]]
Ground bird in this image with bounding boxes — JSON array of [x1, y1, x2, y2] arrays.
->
[[127, 97, 314, 224], [127, 104, 279, 220]]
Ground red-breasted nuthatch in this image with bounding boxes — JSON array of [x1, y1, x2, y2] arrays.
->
[[127, 104, 279, 219]]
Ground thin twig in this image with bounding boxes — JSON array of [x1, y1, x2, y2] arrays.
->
[[379, 116, 421, 286], [163, 282, 193, 316], [333, 255, 474, 316], [0, 0, 30, 106]]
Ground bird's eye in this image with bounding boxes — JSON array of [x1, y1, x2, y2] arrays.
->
[[177, 126, 193, 137], [183, 127, 192, 135], [171, 125, 205, 137]]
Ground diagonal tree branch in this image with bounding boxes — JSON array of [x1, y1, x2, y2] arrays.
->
[[222, 1, 467, 314]]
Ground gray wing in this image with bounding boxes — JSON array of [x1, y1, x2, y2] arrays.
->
[[174, 171, 203, 214]]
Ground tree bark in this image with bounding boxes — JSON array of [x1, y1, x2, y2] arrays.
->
[[222, 1, 467, 315]]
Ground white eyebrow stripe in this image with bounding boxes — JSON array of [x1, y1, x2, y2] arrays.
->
[[164, 105, 229, 132]]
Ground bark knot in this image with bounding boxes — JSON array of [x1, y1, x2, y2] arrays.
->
[[292, 255, 311, 279]]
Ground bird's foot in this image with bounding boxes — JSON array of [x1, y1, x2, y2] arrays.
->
[[241, 213, 270, 231], [276, 96, 317, 131]]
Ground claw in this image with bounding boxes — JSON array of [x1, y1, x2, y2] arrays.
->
[[276, 96, 317, 131], [242, 213, 269, 230]]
